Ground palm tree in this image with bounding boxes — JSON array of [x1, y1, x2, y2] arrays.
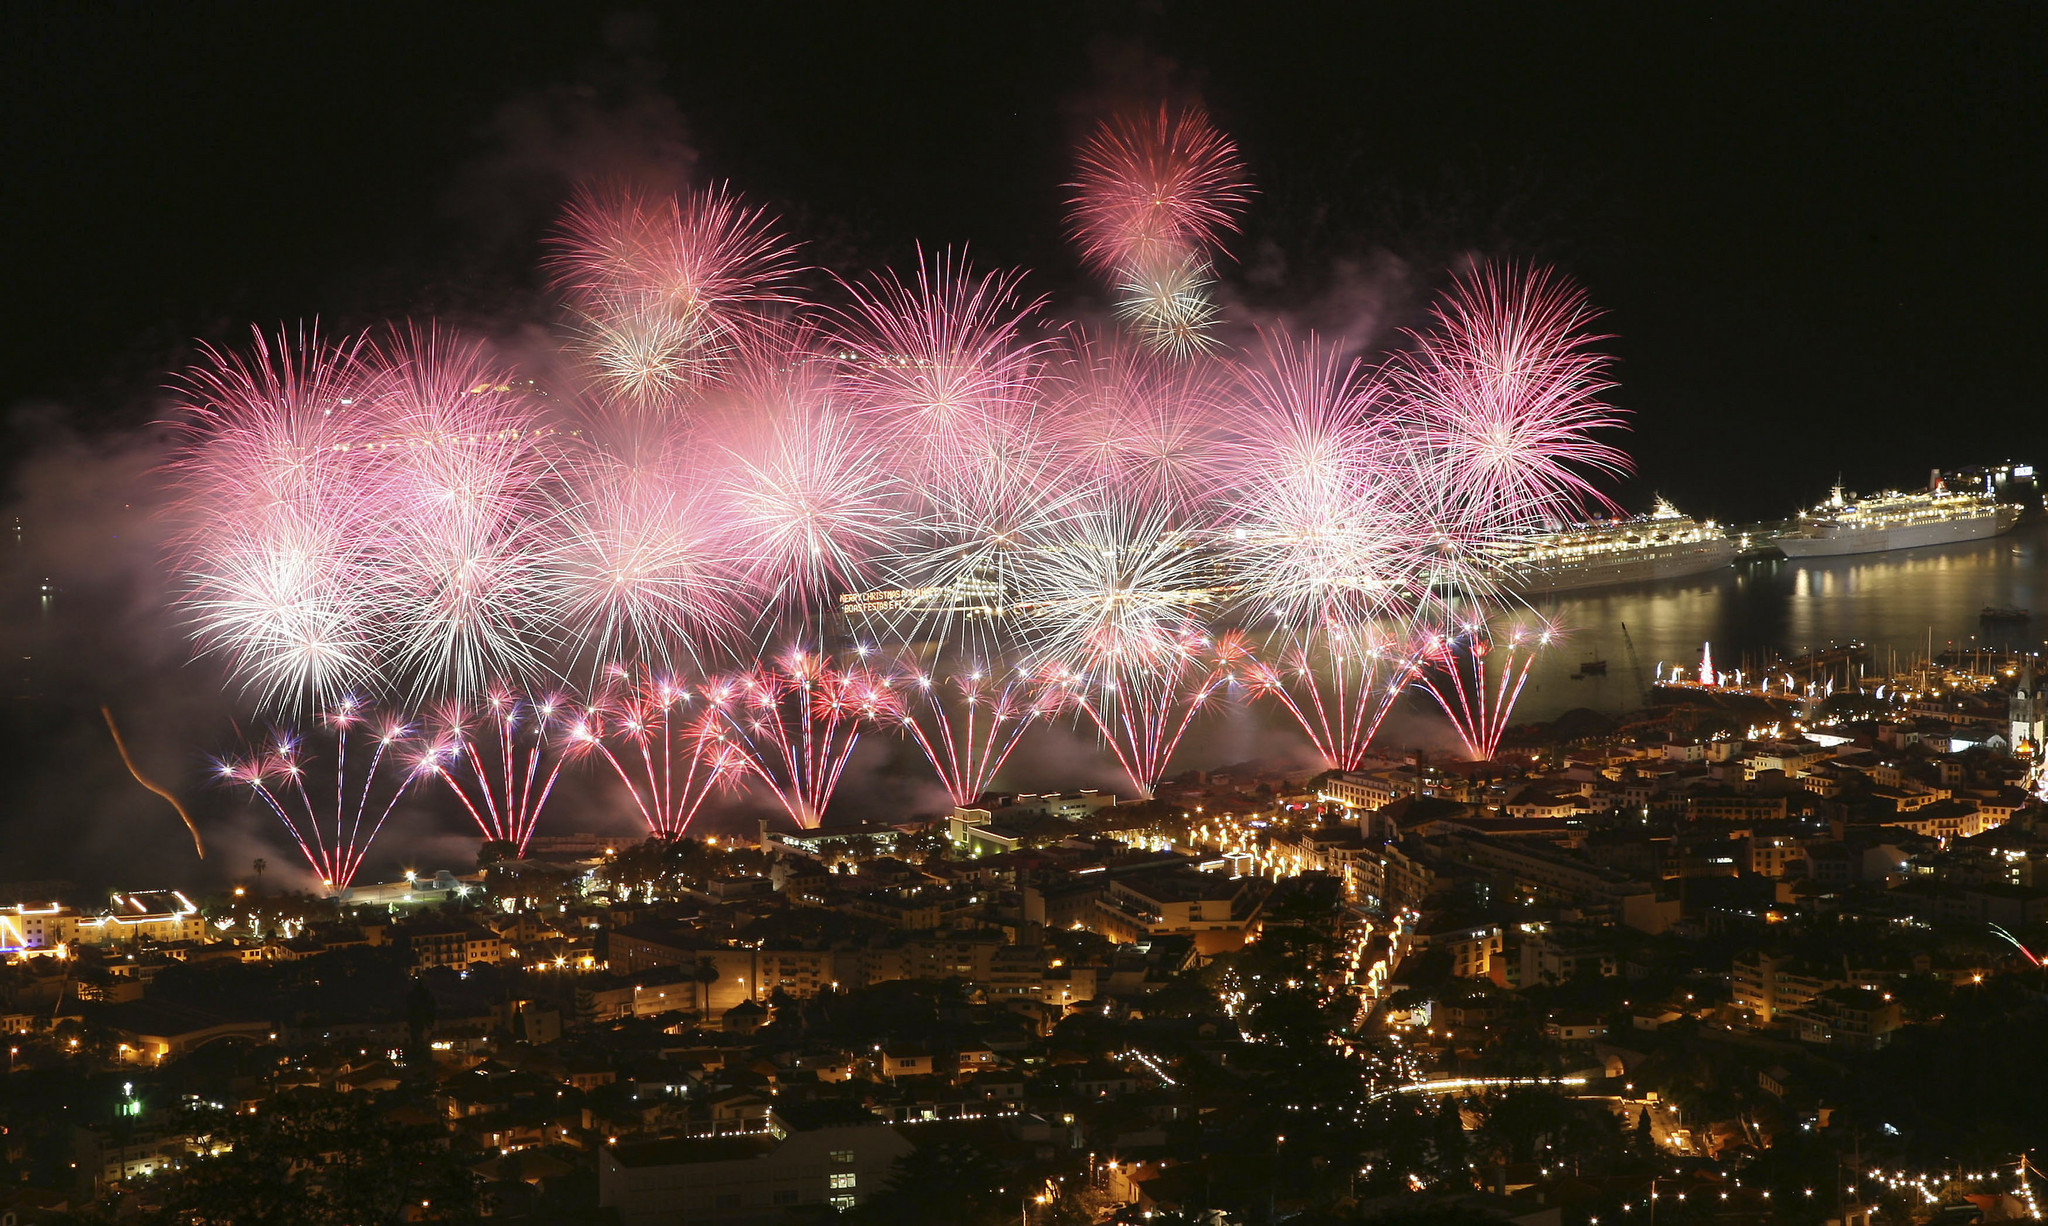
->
[[694, 956, 722, 1015]]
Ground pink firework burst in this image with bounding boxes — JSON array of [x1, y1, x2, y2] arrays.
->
[[423, 686, 585, 855], [364, 327, 566, 699], [832, 249, 1050, 485], [1223, 330, 1432, 630], [219, 699, 422, 892], [1391, 264, 1628, 530], [550, 421, 747, 674], [582, 668, 745, 839], [550, 184, 801, 406], [704, 649, 896, 829], [887, 651, 1052, 807], [1054, 332, 1229, 512], [1414, 616, 1551, 761], [1068, 104, 1251, 276], [168, 326, 386, 711], [711, 338, 907, 621]]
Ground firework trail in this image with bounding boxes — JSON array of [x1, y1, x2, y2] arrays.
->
[[1039, 624, 1233, 800], [220, 700, 419, 892], [1234, 622, 1409, 773], [1390, 264, 1628, 530], [423, 686, 581, 854], [367, 328, 566, 699], [887, 651, 1051, 807], [1414, 618, 1550, 761], [169, 326, 386, 712], [704, 649, 894, 828], [583, 669, 744, 838], [551, 185, 800, 406], [102, 706, 205, 858]]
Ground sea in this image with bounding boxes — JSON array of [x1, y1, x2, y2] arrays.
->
[[1157, 520, 2048, 774]]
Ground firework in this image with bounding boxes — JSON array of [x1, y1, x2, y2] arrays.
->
[[833, 250, 1050, 484], [551, 185, 800, 406], [162, 107, 1639, 844], [365, 328, 567, 699], [1415, 617, 1550, 761], [550, 424, 746, 674], [1390, 264, 1628, 529], [1054, 333, 1229, 512], [1113, 253, 1225, 359], [1039, 623, 1233, 800], [888, 651, 1050, 807], [712, 338, 907, 621], [1070, 106, 1249, 358], [705, 649, 895, 828], [583, 669, 744, 839], [220, 700, 420, 892], [1068, 105, 1251, 276], [169, 326, 386, 711], [423, 686, 581, 854], [1236, 621, 1410, 772], [1222, 332, 1424, 629]]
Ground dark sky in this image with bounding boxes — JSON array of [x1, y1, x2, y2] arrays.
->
[[0, 3, 2040, 891], [2, 3, 2041, 517]]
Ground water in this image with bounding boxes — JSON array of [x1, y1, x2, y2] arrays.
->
[[1510, 520, 2048, 720], [1160, 521, 2048, 774]]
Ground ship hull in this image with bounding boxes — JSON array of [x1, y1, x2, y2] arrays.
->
[[1504, 539, 1738, 595], [1775, 507, 2019, 558]]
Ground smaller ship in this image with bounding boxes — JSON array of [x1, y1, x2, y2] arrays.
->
[[1774, 473, 2020, 558]]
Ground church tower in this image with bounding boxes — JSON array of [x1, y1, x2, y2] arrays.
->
[[2009, 658, 2044, 756]]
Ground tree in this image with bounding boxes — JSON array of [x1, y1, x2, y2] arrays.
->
[[134, 1090, 479, 1224], [252, 857, 267, 894], [406, 976, 437, 1062], [693, 956, 722, 1014], [850, 1141, 1010, 1225]]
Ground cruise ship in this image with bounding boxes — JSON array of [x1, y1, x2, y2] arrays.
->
[[1494, 499, 1737, 595], [1773, 480, 2020, 558]]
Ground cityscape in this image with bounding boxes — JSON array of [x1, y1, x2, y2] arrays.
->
[[2, 8, 2042, 1226]]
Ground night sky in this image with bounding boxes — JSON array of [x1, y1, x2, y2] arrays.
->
[[4, 3, 2041, 517], [0, 3, 2041, 888]]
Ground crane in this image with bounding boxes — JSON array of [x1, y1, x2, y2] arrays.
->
[[1620, 621, 1651, 706]]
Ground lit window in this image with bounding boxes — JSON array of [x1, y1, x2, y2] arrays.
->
[[829, 1150, 855, 1164], [830, 1173, 857, 1189], [831, 1195, 857, 1210]]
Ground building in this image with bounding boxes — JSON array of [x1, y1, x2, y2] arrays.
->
[[75, 893, 206, 947], [408, 926, 503, 970], [2010, 660, 2045, 756], [1411, 920, 1504, 979], [1731, 950, 1843, 1024], [598, 1104, 913, 1224], [1319, 770, 1398, 813], [1090, 867, 1268, 956], [0, 902, 78, 953], [1784, 987, 1903, 1050]]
